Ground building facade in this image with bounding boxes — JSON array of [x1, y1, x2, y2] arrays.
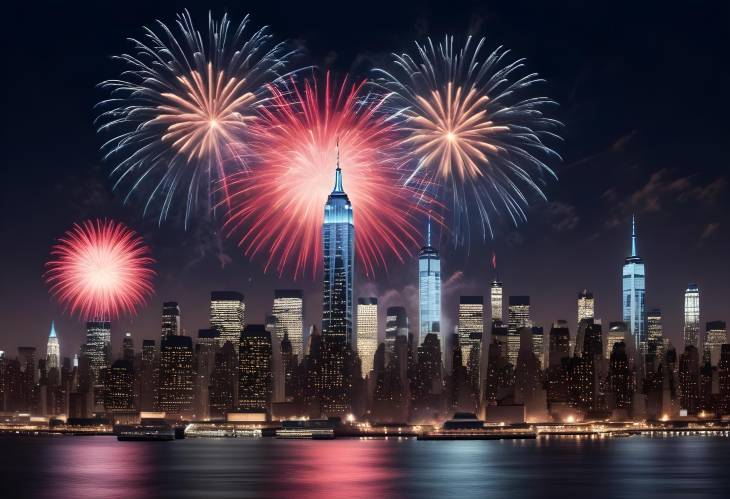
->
[[622, 216, 646, 351], [418, 220, 441, 346], [683, 284, 700, 348], [356, 297, 378, 375], [272, 289, 303, 357], [210, 291, 245, 349]]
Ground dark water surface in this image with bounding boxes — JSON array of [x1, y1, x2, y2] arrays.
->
[[1, 435, 729, 498]]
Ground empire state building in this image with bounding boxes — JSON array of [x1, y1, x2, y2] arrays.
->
[[322, 148, 354, 347]]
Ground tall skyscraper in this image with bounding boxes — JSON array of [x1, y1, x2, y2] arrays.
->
[[159, 335, 194, 417], [606, 322, 628, 361], [647, 308, 664, 358], [458, 296, 484, 368], [85, 320, 111, 380], [238, 325, 274, 412], [46, 321, 60, 370], [322, 155, 354, 346], [357, 297, 378, 375], [272, 290, 304, 357], [622, 215, 646, 351], [418, 219, 441, 345], [683, 283, 700, 348], [210, 291, 245, 348], [577, 289, 594, 325], [161, 301, 181, 340], [490, 280, 503, 323], [385, 306, 409, 356], [507, 296, 531, 366]]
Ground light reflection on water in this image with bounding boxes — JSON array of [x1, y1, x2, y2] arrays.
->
[[1, 435, 729, 498]]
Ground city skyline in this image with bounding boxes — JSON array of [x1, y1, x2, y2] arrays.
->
[[1, 0, 728, 361]]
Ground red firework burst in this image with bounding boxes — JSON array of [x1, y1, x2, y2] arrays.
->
[[222, 73, 431, 278], [45, 220, 155, 320]]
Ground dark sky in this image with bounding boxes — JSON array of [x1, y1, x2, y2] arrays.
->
[[2, 0, 728, 357]]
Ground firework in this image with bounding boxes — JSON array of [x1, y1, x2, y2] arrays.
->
[[96, 10, 296, 226], [223, 73, 430, 277], [375, 36, 561, 241], [45, 220, 155, 320]]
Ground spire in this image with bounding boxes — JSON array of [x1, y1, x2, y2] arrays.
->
[[332, 138, 344, 193], [631, 214, 637, 257], [426, 214, 432, 246], [49, 321, 57, 338]]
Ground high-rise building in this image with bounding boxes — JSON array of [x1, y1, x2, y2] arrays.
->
[[577, 289, 594, 325], [85, 320, 111, 380], [104, 359, 134, 411], [679, 345, 700, 415], [704, 321, 727, 366], [161, 301, 181, 339], [418, 219, 441, 345], [622, 215, 646, 351], [356, 297, 378, 375], [385, 306, 409, 356], [272, 289, 304, 357], [322, 156, 354, 346], [647, 308, 664, 358], [490, 279, 503, 323], [159, 335, 194, 417], [507, 296, 531, 366], [46, 321, 60, 370], [549, 321, 571, 368], [606, 322, 628, 360], [139, 340, 159, 412], [531, 326, 545, 367], [458, 296, 484, 369], [210, 291, 245, 349], [238, 325, 273, 412], [122, 332, 134, 362], [683, 284, 700, 348]]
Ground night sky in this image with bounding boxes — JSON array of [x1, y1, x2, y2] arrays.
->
[[2, 0, 728, 357]]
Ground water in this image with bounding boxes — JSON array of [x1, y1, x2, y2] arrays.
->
[[1, 435, 729, 498]]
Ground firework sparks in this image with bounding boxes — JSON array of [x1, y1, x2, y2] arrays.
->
[[375, 36, 562, 242], [223, 73, 431, 278], [45, 220, 155, 320], [96, 10, 296, 226]]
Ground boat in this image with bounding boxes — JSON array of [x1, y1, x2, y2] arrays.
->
[[115, 419, 175, 441]]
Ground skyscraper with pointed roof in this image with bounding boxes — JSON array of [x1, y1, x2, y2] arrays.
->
[[322, 143, 354, 346], [46, 321, 60, 370], [419, 217, 441, 346], [622, 215, 646, 351]]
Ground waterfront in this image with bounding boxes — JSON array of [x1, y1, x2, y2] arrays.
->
[[1, 435, 729, 498]]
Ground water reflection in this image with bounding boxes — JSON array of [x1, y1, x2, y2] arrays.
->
[[274, 439, 399, 498], [41, 436, 154, 499]]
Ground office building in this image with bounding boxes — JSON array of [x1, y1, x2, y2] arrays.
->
[[356, 297, 378, 375], [322, 155, 354, 346], [458, 296, 484, 369], [683, 284, 700, 348], [507, 296, 531, 366], [161, 301, 181, 339], [704, 321, 727, 366], [210, 291, 245, 348], [385, 306, 409, 356], [577, 289, 594, 325], [46, 321, 60, 370], [418, 219, 441, 345], [272, 289, 304, 357], [622, 215, 646, 351], [159, 335, 194, 417], [490, 279, 503, 323], [85, 320, 111, 380], [238, 325, 274, 412]]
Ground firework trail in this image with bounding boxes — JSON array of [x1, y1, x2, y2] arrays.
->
[[96, 10, 296, 226], [45, 220, 155, 320], [222, 73, 432, 278], [375, 36, 562, 242]]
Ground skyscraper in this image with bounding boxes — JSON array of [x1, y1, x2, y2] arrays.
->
[[418, 219, 441, 345], [385, 306, 409, 356], [161, 301, 181, 340], [490, 280, 503, 323], [46, 321, 60, 370], [577, 289, 594, 325], [272, 290, 304, 357], [458, 296, 484, 369], [85, 320, 111, 380], [322, 154, 354, 346], [357, 297, 378, 375], [647, 308, 664, 358], [507, 296, 531, 366], [159, 335, 194, 417], [606, 322, 628, 361], [683, 283, 700, 348], [704, 321, 727, 366], [122, 332, 134, 362], [238, 325, 274, 412], [622, 215, 646, 351], [210, 291, 245, 349]]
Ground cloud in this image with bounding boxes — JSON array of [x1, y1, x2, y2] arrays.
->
[[700, 223, 720, 241], [543, 201, 580, 232]]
